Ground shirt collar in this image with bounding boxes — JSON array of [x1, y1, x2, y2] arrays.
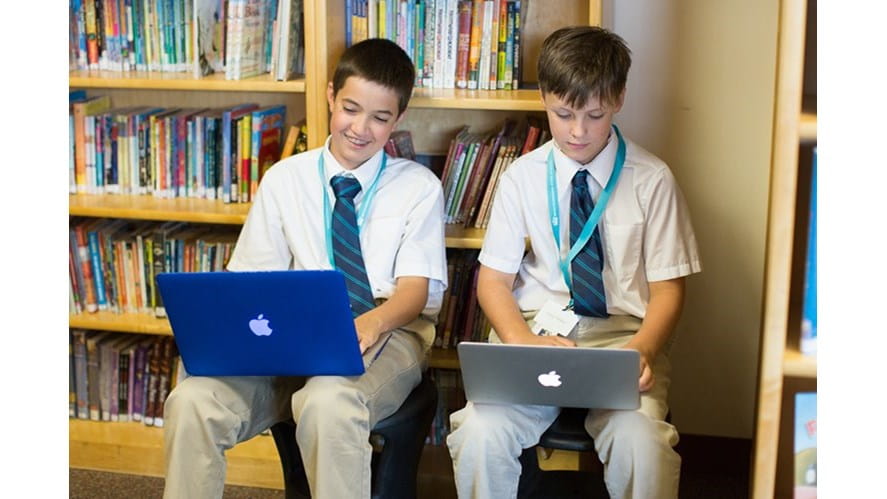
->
[[550, 127, 618, 193], [321, 136, 385, 192]]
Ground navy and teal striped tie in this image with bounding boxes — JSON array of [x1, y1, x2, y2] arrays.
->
[[330, 175, 376, 317], [570, 170, 608, 318]]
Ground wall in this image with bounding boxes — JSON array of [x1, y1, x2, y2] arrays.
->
[[609, 0, 779, 438]]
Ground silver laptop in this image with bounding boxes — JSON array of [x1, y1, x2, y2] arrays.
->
[[457, 342, 640, 410]]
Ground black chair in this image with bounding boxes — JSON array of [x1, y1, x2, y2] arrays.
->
[[517, 408, 673, 498], [517, 407, 608, 498], [270, 370, 438, 499]]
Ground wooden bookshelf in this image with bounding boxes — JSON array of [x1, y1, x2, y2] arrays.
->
[[67, 0, 604, 492], [750, 0, 817, 497], [70, 70, 305, 93]]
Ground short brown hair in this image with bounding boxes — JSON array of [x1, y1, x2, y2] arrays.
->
[[537, 26, 632, 109], [332, 38, 416, 116]]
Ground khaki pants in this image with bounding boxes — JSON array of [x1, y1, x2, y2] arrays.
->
[[162, 328, 425, 499], [447, 315, 680, 499]]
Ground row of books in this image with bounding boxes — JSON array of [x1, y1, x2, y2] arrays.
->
[[69, 330, 184, 427], [433, 249, 491, 349], [69, 218, 239, 316], [426, 368, 466, 445], [347, 0, 527, 90], [69, 92, 287, 203], [441, 116, 549, 228], [69, 0, 305, 80]]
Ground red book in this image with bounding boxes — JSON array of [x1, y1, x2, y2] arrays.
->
[[455, 0, 473, 89]]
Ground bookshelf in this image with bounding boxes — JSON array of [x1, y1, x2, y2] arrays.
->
[[68, 0, 604, 490], [750, 0, 817, 497]]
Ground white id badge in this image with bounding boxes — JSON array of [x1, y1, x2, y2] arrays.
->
[[531, 300, 579, 336]]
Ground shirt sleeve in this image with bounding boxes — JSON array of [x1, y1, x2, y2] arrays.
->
[[478, 171, 529, 274], [641, 168, 703, 281], [393, 175, 448, 288], [226, 172, 294, 271]]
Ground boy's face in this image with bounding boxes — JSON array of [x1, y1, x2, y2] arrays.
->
[[541, 90, 624, 165], [327, 76, 403, 170]]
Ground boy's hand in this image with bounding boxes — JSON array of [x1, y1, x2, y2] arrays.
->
[[510, 331, 576, 348], [354, 314, 385, 353], [624, 339, 655, 392]]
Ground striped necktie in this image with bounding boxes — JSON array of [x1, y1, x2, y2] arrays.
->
[[330, 175, 376, 317], [570, 169, 608, 317]]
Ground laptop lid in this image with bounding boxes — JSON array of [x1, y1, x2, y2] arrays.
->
[[457, 342, 640, 410], [156, 270, 366, 376]]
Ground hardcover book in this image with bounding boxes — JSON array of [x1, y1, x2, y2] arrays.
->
[[794, 392, 817, 499]]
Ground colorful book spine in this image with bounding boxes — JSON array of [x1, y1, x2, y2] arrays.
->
[[794, 392, 817, 496]]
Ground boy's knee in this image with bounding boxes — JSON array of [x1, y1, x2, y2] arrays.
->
[[293, 378, 366, 425], [594, 411, 674, 456], [448, 404, 515, 450]]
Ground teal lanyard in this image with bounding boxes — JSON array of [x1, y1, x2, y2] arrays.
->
[[319, 151, 388, 268], [547, 125, 626, 306]]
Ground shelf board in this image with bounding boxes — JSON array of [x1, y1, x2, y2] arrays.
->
[[70, 194, 250, 225], [444, 224, 485, 249], [70, 311, 461, 369], [799, 112, 817, 142], [783, 348, 817, 379], [70, 70, 305, 93], [70, 194, 484, 247], [410, 87, 543, 111], [69, 419, 283, 489], [70, 311, 173, 335], [427, 348, 460, 370]]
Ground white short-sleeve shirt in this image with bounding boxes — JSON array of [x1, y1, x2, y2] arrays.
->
[[227, 138, 448, 319], [479, 130, 702, 318]]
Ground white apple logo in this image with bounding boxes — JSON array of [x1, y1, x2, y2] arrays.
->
[[537, 370, 562, 387], [249, 314, 273, 336]]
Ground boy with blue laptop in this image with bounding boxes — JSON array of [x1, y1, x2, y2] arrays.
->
[[446, 27, 702, 499], [162, 38, 447, 499]]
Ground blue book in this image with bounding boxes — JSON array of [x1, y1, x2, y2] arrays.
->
[[86, 224, 108, 311], [801, 148, 817, 356]]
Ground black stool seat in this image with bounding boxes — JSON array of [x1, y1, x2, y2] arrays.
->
[[270, 370, 438, 499], [537, 407, 595, 452]]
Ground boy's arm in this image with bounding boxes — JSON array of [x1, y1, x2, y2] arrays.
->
[[477, 265, 575, 347], [623, 276, 685, 391], [354, 276, 429, 353]]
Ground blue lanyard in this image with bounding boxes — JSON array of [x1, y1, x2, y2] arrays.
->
[[547, 125, 626, 304], [319, 151, 388, 268]]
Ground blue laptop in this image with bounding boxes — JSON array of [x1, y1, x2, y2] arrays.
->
[[156, 270, 366, 376]]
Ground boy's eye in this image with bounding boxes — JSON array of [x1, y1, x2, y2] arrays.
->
[[343, 107, 358, 113], [556, 112, 572, 119], [374, 116, 390, 124], [589, 114, 605, 120]]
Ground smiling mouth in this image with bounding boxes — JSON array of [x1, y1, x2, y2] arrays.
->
[[345, 134, 370, 147]]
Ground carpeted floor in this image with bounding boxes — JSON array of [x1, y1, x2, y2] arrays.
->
[[70, 434, 750, 498]]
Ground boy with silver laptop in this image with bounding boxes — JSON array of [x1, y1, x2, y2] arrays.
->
[[446, 27, 702, 499]]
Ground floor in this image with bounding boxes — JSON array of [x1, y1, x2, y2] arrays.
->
[[69, 434, 750, 498]]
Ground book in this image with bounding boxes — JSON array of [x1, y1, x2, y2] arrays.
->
[[221, 103, 259, 203], [276, 0, 304, 79], [280, 122, 301, 160], [800, 148, 817, 356], [250, 105, 286, 196], [383, 130, 416, 160], [143, 336, 164, 426], [794, 392, 817, 498], [73, 95, 112, 194], [153, 336, 178, 427], [130, 337, 154, 422], [86, 331, 113, 421], [72, 330, 90, 419], [454, 0, 472, 89], [466, 0, 483, 89]]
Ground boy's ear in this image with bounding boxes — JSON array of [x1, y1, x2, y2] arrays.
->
[[327, 82, 336, 112], [612, 89, 627, 113]]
